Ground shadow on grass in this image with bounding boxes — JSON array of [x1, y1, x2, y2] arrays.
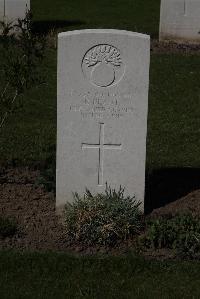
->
[[36, 147, 200, 216], [32, 19, 86, 34], [145, 168, 200, 214]]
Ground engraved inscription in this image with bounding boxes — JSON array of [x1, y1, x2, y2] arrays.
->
[[82, 123, 122, 186], [82, 44, 125, 88], [68, 90, 135, 119]]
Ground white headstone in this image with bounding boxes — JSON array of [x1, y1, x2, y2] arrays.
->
[[0, 0, 30, 23], [57, 29, 150, 213], [160, 0, 200, 42], [0, 1, 4, 20]]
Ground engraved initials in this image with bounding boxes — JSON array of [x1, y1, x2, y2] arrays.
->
[[82, 123, 122, 186]]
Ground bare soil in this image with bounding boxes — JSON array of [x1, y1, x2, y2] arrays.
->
[[0, 167, 200, 256], [0, 167, 69, 252], [150, 189, 200, 218]]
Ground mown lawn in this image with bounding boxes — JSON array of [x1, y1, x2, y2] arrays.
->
[[0, 51, 200, 172], [0, 0, 199, 171], [147, 53, 200, 171], [31, 0, 160, 38], [0, 1, 200, 297], [0, 250, 200, 299]]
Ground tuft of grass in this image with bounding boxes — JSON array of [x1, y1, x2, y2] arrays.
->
[[65, 185, 142, 246], [141, 214, 200, 258]]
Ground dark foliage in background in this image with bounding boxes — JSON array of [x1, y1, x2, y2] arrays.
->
[[0, 11, 46, 129]]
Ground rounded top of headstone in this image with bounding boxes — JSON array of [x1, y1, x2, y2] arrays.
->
[[58, 29, 150, 40]]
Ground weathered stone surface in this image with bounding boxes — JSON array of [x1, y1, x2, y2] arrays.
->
[[57, 29, 150, 212], [160, 0, 200, 42], [0, 0, 30, 23], [0, 1, 4, 20]]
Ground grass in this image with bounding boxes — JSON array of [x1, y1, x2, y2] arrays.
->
[[0, 250, 200, 299], [0, 52, 200, 172], [147, 53, 200, 171], [0, 0, 199, 172], [31, 0, 160, 38], [0, 1, 200, 297], [0, 49, 57, 166]]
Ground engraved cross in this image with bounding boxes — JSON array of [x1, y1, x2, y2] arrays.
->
[[3, 0, 6, 18], [82, 123, 122, 186], [184, 0, 187, 16]]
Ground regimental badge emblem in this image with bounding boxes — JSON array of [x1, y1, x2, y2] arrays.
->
[[82, 44, 125, 88]]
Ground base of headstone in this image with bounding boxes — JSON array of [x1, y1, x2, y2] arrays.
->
[[0, 0, 30, 35], [159, 0, 200, 43], [56, 204, 66, 225]]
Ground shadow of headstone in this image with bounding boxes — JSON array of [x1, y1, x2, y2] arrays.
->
[[145, 167, 200, 214], [32, 20, 86, 34]]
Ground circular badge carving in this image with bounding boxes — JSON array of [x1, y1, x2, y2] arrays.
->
[[82, 44, 125, 88]]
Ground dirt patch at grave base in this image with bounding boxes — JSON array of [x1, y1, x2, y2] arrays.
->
[[150, 189, 200, 218], [151, 39, 200, 55], [0, 167, 69, 252], [0, 167, 200, 256]]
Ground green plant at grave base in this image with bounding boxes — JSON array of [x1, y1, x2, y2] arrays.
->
[[0, 21, 14, 36], [64, 185, 142, 246], [0, 10, 46, 130], [141, 214, 200, 258], [0, 216, 18, 238]]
